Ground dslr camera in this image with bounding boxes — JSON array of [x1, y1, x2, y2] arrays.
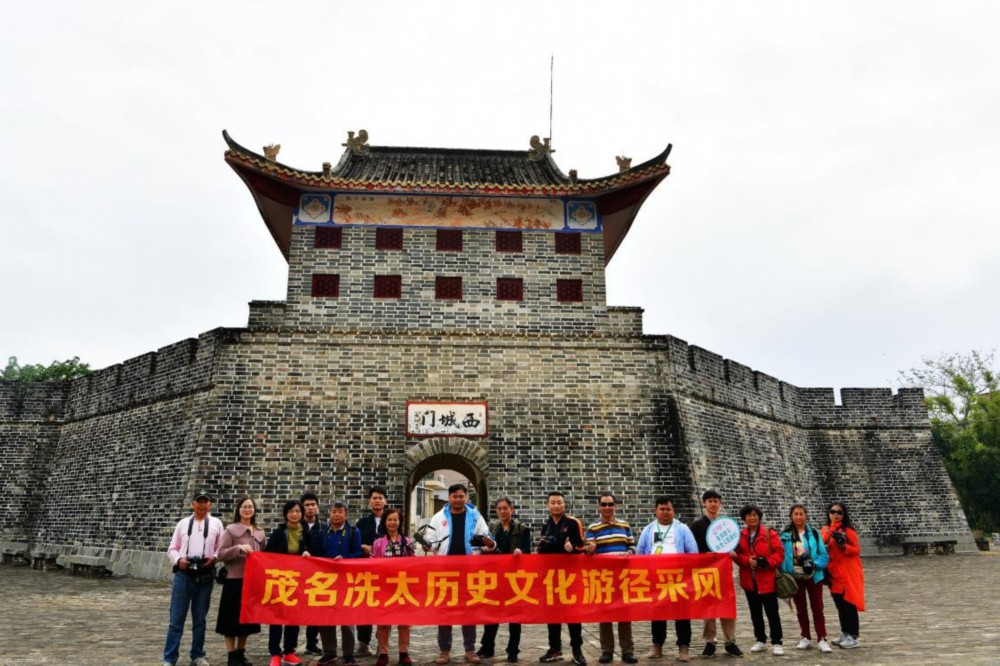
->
[[800, 556, 815, 576], [755, 556, 769, 569], [186, 556, 206, 572], [832, 531, 847, 546], [470, 535, 488, 548]]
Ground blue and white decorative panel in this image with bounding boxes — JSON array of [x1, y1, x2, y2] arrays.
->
[[295, 194, 332, 224], [565, 201, 600, 231]]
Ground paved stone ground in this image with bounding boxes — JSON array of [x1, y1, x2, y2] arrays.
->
[[1, 553, 998, 666]]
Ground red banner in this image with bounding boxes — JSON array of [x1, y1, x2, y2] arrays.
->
[[241, 552, 735, 626]]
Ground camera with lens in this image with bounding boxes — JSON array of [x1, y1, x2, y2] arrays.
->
[[800, 556, 815, 576], [539, 534, 557, 548], [832, 531, 847, 546], [187, 556, 206, 572], [470, 535, 488, 548], [755, 556, 769, 569]]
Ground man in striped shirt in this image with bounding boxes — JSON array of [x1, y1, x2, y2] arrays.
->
[[584, 492, 638, 664]]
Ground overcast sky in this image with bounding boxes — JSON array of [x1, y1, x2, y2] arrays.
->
[[2, 1, 997, 391]]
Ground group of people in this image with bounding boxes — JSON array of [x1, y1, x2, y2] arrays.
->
[[161, 486, 866, 666]]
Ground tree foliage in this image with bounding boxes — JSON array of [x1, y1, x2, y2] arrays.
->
[[900, 351, 1000, 532], [2, 356, 93, 382]]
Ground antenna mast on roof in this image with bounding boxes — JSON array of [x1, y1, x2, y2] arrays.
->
[[549, 54, 554, 143]]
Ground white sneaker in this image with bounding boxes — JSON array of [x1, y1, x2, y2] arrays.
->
[[749, 642, 766, 653], [817, 639, 833, 653], [830, 633, 846, 646], [796, 638, 812, 650], [772, 645, 784, 656], [839, 636, 859, 649]]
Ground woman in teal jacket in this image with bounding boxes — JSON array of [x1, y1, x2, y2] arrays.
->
[[780, 505, 832, 653]]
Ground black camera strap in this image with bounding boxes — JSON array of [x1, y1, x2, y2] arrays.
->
[[185, 515, 211, 560]]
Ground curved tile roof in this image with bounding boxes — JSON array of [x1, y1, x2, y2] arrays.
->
[[223, 130, 670, 196]]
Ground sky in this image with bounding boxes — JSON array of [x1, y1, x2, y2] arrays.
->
[[2, 1, 998, 391]]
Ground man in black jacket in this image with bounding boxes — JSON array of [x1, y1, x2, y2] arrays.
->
[[354, 485, 389, 657], [300, 492, 327, 657], [537, 492, 587, 666], [689, 489, 743, 659]]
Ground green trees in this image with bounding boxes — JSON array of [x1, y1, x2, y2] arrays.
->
[[2, 356, 92, 382], [900, 351, 1000, 532]]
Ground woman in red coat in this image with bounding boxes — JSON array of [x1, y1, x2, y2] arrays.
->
[[733, 504, 785, 656], [821, 502, 865, 650]]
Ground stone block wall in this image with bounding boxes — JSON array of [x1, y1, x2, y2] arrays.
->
[[281, 226, 611, 334], [194, 329, 689, 532], [0, 381, 67, 542], [0, 325, 975, 577]]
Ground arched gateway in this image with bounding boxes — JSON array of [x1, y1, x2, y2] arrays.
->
[[403, 438, 489, 531], [0, 129, 975, 579]]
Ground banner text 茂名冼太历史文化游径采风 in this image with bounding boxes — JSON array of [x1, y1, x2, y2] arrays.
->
[[240, 552, 736, 626]]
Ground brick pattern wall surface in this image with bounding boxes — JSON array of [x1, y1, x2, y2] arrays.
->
[[194, 331, 687, 532], [281, 227, 609, 334]]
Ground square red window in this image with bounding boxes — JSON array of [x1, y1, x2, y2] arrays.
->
[[375, 228, 404, 250], [373, 275, 402, 298], [496, 277, 524, 301], [436, 229, 463, 251], [311, 274, 340, 298], [554, 233, 581, 255], [495, 230, 523, 253], [556, 279, 583, 302], [435, 276, 463, 300], [314, 226, 342, 249]]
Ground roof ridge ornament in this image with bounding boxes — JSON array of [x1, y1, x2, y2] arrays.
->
[[527, 135, 554, 162], [263, 144, 280, 161], [343, 129, 370, 156], [616, 155, 632, 172]]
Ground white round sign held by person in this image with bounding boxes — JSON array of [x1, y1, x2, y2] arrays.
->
[[706, 516, 741, 553]]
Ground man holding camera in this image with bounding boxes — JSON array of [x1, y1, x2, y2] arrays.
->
[[162, 490, 225, 666], [422, 483, 495, 665]]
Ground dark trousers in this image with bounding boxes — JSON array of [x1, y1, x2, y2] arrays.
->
[[792, 579, 827, 640], [306, 626, 320, 649], [651, 620, 692, 648], [547, 624, 582, 651], [269, 624, 300, 656], [319, 625, 356, 659], [358, 625, 373, 646], [744, 590, 782, 645], [480, 623, 522, 656], [831, 592, 860, 638]]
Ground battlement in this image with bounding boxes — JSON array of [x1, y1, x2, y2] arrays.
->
[[656, 335, 928, 429], [0, 381, 69, 421], [0, 330, 231, 425]]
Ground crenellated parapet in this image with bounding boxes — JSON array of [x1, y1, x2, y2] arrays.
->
[[655, 335, 928, 429], [61, 329, 232, 421]]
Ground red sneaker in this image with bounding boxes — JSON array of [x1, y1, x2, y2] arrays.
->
[[282, 654, 304, 666]]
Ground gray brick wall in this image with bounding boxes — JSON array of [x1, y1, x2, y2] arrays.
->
[[282, 226, 609, 334], [0, 223, 975, 576]]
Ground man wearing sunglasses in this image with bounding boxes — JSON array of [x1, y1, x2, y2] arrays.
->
[[585, 493, 637, 665]]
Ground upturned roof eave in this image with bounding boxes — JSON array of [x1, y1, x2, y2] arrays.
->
[[223, 130, 670, 197]]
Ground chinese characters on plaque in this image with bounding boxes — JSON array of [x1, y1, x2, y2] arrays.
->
[[406, 402, 488, 437]]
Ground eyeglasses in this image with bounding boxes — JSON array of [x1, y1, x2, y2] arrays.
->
[[600, 502, 616, 507], [829, 509, 843, 515]]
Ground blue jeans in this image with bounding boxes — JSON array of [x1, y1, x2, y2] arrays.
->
[[163, 572, 214, 664]]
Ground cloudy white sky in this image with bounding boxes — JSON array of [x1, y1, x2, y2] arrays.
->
[[2, 1, 997, 391]]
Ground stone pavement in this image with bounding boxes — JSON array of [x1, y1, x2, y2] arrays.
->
[[1, 553, 998, 666]]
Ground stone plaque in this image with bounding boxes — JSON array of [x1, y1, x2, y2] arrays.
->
[[406, 401, 488, 437]]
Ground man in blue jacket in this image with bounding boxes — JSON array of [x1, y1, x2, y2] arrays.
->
[[636, 496, 698, 663], [304, 500, 363, 666]]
